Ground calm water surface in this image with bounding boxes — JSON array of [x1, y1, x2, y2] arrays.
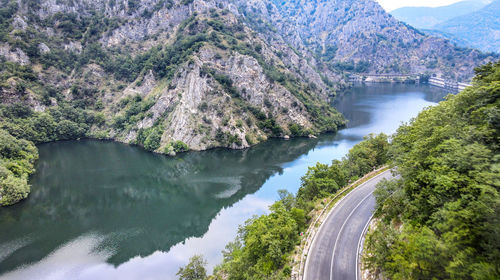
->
[[0, 84, 449, 279]]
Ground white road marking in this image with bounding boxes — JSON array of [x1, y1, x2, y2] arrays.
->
[[303, 170, 390, 280], [356, 213, 374, 280], [330, 191, 373, 280]]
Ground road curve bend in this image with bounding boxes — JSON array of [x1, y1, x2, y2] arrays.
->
[[303, 170, 394, 280]]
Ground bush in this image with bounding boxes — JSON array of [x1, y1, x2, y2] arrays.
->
[[172, 140, 189, 153], [288, 123, 306, 136], [137, 126, 163, 152], [0, 129, 38, 206], [0, 173, 30, 205], [365, 62, 500, 279], [56, 119, 85, 140], [177, 255, 207, 280], [258, 118, 283, 136]]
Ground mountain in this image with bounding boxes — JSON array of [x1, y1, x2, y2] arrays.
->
[[0, 0, 346, 154], [432, 0, 500, 53], [390, 0, 490, 29], [0, 0, 498, 205], [238, 0, 496, 80]]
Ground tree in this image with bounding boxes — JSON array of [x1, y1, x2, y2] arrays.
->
[[364, 61, 500, 280], [177, 255, 207, 280], [0, 129, 38, 206], [173, 140, 189, 153]]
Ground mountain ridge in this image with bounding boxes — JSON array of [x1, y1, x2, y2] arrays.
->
[[0, 0, 498, 205], [390, 0, 490, 29], [432, 0, 500, 53]]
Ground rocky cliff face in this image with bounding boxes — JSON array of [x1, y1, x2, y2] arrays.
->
[[0, 0, 497, 156], [0, 0, 498, 206], [0, 0, 346, 156], [236, 0, 498, 82]]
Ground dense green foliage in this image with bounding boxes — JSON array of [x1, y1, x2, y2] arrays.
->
[[0, 102, 99, 205], [177, 255, 208, 280], [172, 140, 190, 153], [213, 200, 305, 280], [136, 126, 163, 152], [211, 133, 390, 279], [365, 61, 500, 279], [0, 103, 95, 143], [0, 128, 37, 206], [297, 133, 389, 206]]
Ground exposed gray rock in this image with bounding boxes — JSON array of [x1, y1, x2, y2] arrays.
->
[[63, 41, 83, 53], [38, 43, 50, 54], [12, 16, 27, 30], [1, 0, 495, 156], [0, 44, 31, 65]]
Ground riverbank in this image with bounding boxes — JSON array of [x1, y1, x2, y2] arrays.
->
[[0, 116, 343, 207], [210, 134, 391, 279], [0, 84, 450, 279]]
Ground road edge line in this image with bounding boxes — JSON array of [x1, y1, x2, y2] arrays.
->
[[356, 213, 374, 280], [302, 169, 389, 280], [330, 191, 373, 280]]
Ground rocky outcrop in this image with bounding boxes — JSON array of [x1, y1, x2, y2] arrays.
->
[[0, 44, 30, 65], [235, 0, 498, 82], [0, 0, 496, 156]]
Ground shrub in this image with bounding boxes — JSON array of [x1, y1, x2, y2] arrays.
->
[[172, 140, 189, 153], [0, 129, 38, 206], [137, 126, 164, 152]]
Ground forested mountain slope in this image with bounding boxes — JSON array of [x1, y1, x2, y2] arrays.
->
[[237, 0, 497, 81], [0, 0, 498, 206], [365, 61, 500, 279]]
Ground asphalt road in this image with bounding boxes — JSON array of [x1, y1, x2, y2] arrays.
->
[[303, 170, 394, 280]]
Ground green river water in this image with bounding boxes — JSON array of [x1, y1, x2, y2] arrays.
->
[[0, 84, 449, 279]]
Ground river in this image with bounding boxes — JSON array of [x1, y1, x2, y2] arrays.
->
[[0, 84, 449, 279]]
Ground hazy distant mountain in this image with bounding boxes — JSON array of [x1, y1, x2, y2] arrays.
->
[[432, 0, 500, 53], [1, 0, 498, 206], [0, 0, 496, 155], [390, 0, 490, 29]]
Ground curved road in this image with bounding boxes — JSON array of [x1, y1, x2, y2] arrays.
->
[[304, 170, 394, 280]]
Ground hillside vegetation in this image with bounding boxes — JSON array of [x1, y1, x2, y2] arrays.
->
[[364, 61, 500, 279], [390, 0, 489, 29], [0, 0, 496, 206], [210, 134, 390, 279], [0, 128, 37, 206]]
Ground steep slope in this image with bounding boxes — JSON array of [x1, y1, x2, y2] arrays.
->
[[0, 0, 497, 206], [390, 0, 490, 29], [236, 0, 497, 81], [0, 0, 344, 206], [432, 0, 500, 53], [0, 0, 343, 150]]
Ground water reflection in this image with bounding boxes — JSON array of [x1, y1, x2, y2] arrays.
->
[[0, 136, 323, 273], [0, 84, 449, 279]]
